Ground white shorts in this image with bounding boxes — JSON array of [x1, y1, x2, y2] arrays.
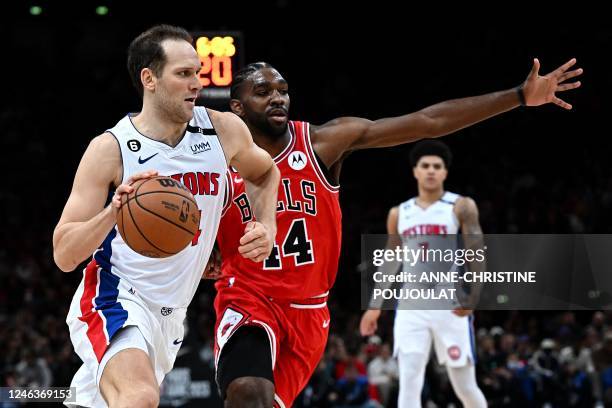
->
[[65, 261, 186, 407], [394, 309, 475, 367]]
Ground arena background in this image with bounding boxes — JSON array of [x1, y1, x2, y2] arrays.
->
[[1, 3, 611, 407]]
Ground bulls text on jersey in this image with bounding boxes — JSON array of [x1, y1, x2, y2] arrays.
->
[[233, 178, 317, 223]]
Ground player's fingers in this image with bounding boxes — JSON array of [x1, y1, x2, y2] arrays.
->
[[550, 57, 577, 77], [557, 81, 581, 92], [360, 319, 374, 336], [252, 253, 268, 263], [238, 237, 267, 254], [239, 238, 272, 257], [241, 247, 264, 261], [111, 196, 122, 209], [239, 228, 264, 246], [528, 58, 540, 79], [127, 170, 158, 185], [115, 184, 134, 195], [557, 68, 583, 83], [553, 96, 572, 110]]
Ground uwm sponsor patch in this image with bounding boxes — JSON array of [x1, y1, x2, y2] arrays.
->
[[191, 141, 211, 154]]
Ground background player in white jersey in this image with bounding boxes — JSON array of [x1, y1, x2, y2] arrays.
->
[[360, 140, 487, 407], [52, 25, 279, 408]]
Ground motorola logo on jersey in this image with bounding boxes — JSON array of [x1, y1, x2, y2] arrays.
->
[[288, 151, 307, 171], [170, 171, 221, 197], [190, 141, 211, 154]]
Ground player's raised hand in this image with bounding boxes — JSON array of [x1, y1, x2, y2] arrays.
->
[[360, 310, 381, 336], [111, 170, 158, 211], [521, 57, 583, 110], [238, 221, 274, 262]]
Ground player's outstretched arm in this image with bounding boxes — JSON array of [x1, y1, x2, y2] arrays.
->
[[313, 58, 582, 161], [213, 111, 280, 263], [53, 134, 157, 272]]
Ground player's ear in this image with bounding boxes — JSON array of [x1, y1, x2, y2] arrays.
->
[[141, 68, 156, 93], [229, 99, 244, 117]]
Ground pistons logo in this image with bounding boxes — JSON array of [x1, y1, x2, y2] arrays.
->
[[448, 345, 461, 360], [288, 151, 307, 171]]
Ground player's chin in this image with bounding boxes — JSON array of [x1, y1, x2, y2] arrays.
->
[[182, 103, 196, 119]]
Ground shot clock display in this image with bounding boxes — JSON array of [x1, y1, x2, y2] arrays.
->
[[193, 31, 243, 106]]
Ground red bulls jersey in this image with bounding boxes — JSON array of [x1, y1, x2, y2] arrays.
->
[[217, 121, 342, 300]]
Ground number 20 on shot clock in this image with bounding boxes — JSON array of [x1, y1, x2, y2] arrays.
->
[[192, 31, 243, 102]]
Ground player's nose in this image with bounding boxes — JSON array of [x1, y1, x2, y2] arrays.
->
[[190, 74, 202, 92], [270, 89, 286, 105]]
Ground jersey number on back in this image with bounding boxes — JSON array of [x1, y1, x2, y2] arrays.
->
[[264, 218, 314, 269]]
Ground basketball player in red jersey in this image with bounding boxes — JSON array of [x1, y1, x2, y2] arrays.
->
[[211, 59, 582, 407]]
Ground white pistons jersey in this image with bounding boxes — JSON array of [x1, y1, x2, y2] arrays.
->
[[98, 107, 227, 308], [397, 191, 461, 308], [397, 191, 460, 238]]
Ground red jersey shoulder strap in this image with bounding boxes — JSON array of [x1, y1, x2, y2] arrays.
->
[[301, 121, 340, 193]]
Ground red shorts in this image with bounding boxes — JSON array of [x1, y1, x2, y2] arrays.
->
[[214, 276, 330, 408]]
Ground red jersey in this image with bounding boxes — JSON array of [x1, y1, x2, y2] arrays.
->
[[216, 121, 342, 300]]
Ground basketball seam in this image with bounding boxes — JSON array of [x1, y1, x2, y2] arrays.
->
[[126, 190, 174, 255]]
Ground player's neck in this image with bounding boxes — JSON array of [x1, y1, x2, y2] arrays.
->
[[417, 188, 445, 207], [250, 127, 292, 158], [132, 108, 187, 147]]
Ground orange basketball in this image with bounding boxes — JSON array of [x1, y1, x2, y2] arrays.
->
[[116, 176, 201, 258]]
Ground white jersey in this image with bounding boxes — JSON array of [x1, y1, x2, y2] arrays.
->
[[396, 191, 461, 308], [97, 107, 227, 308], [397, 191, 460, 238]]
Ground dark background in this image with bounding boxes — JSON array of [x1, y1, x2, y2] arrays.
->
[[2, 2, 612, 406]]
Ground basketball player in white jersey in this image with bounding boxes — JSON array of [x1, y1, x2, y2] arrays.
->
[[52, 25, 279, 408], [360, 140, 487, 407]]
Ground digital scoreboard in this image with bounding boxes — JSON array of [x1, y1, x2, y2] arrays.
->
[[192, 31, 243, 108]]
